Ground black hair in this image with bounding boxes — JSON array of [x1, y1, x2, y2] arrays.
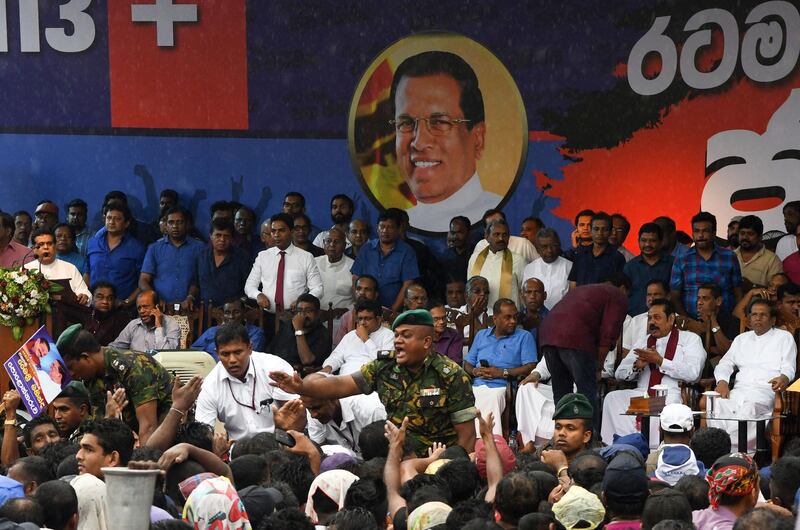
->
[[591, 211, 612, 228], [22, 416, 59, 449], [731, 507, 795, 530], [518, 513, 567, 530], [605, 272, 632, 290], [103, 191, 127, 205], [210, 218, 235, 235], [160, 188, 178, 202], [639, 222, 664, 240], [778, 282, 800, 301], [9, 456, 53, 489], [231, 454, 268, 490], [699, 282, 723, 300], [400, 474, 450, 505], [296, 293, 321, 310], [56, 455, 79, 478], [481, 209, 506, 223], [691, 211, 718, 233], [0, 497, 45, 526], [257, 507, 315, 530], [358, 421, 389, 461], [330, 193, 355, 210], [215, 322, 251, 349], [408, 484, 450, 515], [436, 458, 481, 504], [747, 297, 777, 318], [376, 209, 403, 228], [270, 212, 295, 229], [495, 473, 539, 525], [649, 297, 676, 317], [175, 421, 214, 453], [54, 383, 91, 411], [492, 297, 517, 315], [39, 440, 79, 478], [738, 215, 764, 237], [523, 216, 544, 227], [461, 521, 504, 530], [645, 278, 670, 294], [272, 454, 315, 505], [611, 213, 630, 232], [67, 198, 88, 211], [568, 452, 607, 490], [82, 418, 134, 465], [450, 215, 472, 230], [690, 427, 732, 468], [90, 280, 116, 297], [53, 222, 76, 239], [0, 212, 13, 231], [262, 479, 300, 510], [284, 191, 306, 207], [390, 51, 484, 127], [32, 479, 78, 530], [232, 433, 280, 460], [328, 507, 378, 530], [130, 445, 163, 462], [104, 202, 131, 221], [165, 458, 205, 508], [152, 520, 194, 530], [446, 499, 494, 529], [441, 445, 469, 460], [343, 477, 387, 528], [574, 209, 596, 226], [768, 456, 800, 509], [210, 201, 232, 215], [356, 274, 379, 290], [651, 521, 696, 530], [354, 298, 382, 318], [641, 490, 692, 530], [30, 227, 55, 244], [674, 474, 710, 511], [605, 491, 647, 519]]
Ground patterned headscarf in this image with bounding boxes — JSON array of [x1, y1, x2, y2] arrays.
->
[[407, 501, 452, 530], [706, 453, 758, 510], [304, 470, 359, 523], [183, 476, 252, 530]]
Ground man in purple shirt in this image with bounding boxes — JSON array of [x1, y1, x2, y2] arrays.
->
[[539, 276, 629, 430], [692, 453, 759, 530], [0, 212, 33, 268], [431, 303, 463, 364]]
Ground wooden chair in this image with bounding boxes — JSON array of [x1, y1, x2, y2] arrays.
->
[[161, 302, 204, 349], [206, 303, 265, 330]]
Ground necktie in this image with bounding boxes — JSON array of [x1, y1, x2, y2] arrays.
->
[[275, 250, 286, 310]]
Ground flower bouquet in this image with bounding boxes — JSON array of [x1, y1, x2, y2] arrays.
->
[[0, 267, 63, 340]]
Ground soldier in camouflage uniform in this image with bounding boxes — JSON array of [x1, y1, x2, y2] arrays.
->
[[271, 309, 477, 455], [56, 324, 173, 445]]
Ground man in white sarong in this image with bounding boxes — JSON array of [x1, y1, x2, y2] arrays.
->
[[516, 355, 556, 448], [708, 298, 796, 450], [601, 298, 706, 447]]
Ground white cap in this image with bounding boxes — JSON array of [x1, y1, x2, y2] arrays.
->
[[660, 403, 694, 433]]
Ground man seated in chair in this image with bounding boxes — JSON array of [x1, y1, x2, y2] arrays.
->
[[463, 298, 537, 435], [321, 299, 394, 375], [332, 274, 391, 346], [601, 298, 706, 447], [268, 293, 332, 374], [110, 290, 180, 352], [707, 298, 797, 450], [674, 283, 739, 369], [191, 299, 266, 361]]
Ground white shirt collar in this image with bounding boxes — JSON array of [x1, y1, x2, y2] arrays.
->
[[412, 172, 482, 212], [222, 357, 255, 383]]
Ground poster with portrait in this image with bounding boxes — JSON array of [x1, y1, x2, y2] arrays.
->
[[348, 32, 528, 234], [4, 326, 72, 417]]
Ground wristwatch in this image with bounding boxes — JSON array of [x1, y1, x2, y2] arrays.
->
[[294, 329, 305, 336], [711, 326, 720, 333], [502, 368, 509, 379]]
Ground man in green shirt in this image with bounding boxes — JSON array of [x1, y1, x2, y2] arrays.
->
[[270, 309, 476, 455]]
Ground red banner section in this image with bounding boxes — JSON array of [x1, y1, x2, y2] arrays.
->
[[107, 0, 248, 130]]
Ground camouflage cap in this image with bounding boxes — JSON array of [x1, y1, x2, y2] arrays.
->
[[392, 309, 434, 330], [56, 323, 82, 352], [553, 393, 594, 420]]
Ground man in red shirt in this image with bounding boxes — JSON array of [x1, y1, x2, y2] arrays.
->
[[539, 275, 629, 430]]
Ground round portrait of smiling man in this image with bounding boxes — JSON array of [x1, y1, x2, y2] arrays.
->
[[349, 32, 528, 234]]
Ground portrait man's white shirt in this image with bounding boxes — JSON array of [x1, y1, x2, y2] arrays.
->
[[407, 172, 501, 233]]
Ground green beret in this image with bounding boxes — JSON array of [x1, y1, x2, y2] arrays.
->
[[553, 393, 594, 420], [56, 323, 82, 353], [391, 309, 434, 330]]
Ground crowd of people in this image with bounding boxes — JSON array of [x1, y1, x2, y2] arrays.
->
[[1, 186, 800, 530]]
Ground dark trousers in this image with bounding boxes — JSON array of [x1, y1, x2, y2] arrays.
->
[[543, 345, 600, 433]]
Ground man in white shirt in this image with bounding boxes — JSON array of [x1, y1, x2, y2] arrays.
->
[[708, 298, 797, 449], [312, 194, 355, 249], [195, 323, 300, 441], [26, 229, 91, 305], [601, 298, 706, 447], [775, 201, 800, 260], [245, 212, 323, 312], [523, 228, 572, 310], [303, 373, 386, 456], [322, 299, 394, 375], [389, 51, 501, 233], [516, 356, 556, 448], [314, 227, 355, 311], [472, 210, 539, 264], [110, 290, 181, 351], [467, 220, 526, 312]]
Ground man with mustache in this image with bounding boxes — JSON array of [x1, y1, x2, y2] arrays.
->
[[734, 214, 783, 289], [623, 223, 674, 317], [601, 297, 706, 447], [670, 211, 743, 319], [601, 298, 706, 447]]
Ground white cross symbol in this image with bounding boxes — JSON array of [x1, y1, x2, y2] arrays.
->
[[131, 0, 198, 47]]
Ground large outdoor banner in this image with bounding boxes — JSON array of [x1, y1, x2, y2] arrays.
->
[[0, 0, 797, 250]]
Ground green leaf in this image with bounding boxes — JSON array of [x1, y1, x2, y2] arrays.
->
[[25, 318, 33, 326], [12, 326, 22, 341], [49, 283, 64, 293]]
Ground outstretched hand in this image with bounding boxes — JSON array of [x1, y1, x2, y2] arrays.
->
[[269, 371, 304, 394]]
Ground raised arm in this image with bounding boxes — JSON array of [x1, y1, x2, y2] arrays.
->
[[269, 370, 360, 400]]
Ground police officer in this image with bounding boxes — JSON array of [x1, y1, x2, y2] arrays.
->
[[270, 309, 477, 455], [56, 323, 173, 445]]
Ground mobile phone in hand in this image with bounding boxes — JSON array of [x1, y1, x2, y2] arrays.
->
[[479, 359, 490, 368], [274, 428, 296, 448]]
